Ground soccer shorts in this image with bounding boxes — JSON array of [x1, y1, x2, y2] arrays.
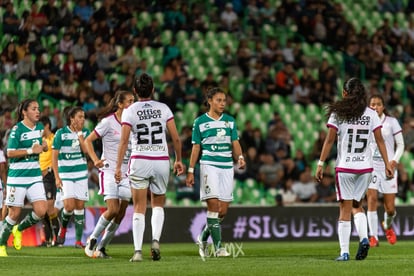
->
[[99, 170, 131, 201], [368, 166, 398, 194], [61, 178, 89, 201], [5, 182, 47, 207], [43, 170, 57, 200], [335, 172, 371, 201], [128, 158, 170, 195], [199, 164, 234, 202]]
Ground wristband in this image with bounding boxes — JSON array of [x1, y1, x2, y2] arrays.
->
[[77, 131, 83, 137], [188, 167, 194, 173], [238, 155, 244, 160], [27, 148, 33, 155], [317, 160, 325, 166]]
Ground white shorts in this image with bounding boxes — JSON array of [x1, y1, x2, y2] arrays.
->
[[368, 167, 398, 194], [200, 164, 234, 202], [5, 182, 47, 207], [61, 178, 89, 201], [99, 170, 131, 201], [128, 158, 170, 195], [335, 172, 371, 201]]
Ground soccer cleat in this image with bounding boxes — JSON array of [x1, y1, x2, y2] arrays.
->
[[151, 240, 161, 261], [56, 227, 67, 247], [93, 247, 112, 259], [197, 235, 208, 258], [335, 253, 350, 261], [75, 241, 85, 249], [12, 225, 22, 250], [355, 238, 370, 260], [0, 245, 8, 257], [369, 236, 379, 247], [215, 248, 230, 257], [130, 251, 143, 262], [84, 237, 97, 257], [382, 222, 397, 245]]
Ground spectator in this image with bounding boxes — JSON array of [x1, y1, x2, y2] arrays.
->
[[61, 73, 78, 101], [275, 62, 299, 97], [73, 0, 94, 24], [258, 152, 285, 190], [63, 53, 81, 80], [220, 3, 239, 32], [58, 32, 74, 54], [276, 178, 298, 206], [243, 72, 270, 104], [48, 52, 63, 77], [1, 41, 18, 74], [92, 70, 110, 98], [292, 167, 318, 203], [316, 173, 336, 203], [3, 2, 21, 36], [80, 53, 99, 82], [16, 52, 36, 81], [41, 68, 63, 101], [71, 35, 89, 64]]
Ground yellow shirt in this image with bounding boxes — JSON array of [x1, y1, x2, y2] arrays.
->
[[39, 133, 54, 171]]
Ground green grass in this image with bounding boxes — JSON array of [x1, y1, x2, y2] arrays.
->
[[2, 241, 412, 275]]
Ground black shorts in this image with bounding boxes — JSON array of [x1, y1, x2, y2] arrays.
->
[[43, 170, 57, 200]]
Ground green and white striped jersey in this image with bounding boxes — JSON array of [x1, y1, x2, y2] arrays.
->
[[191, 113, 239, 169], [7, 122, 44, 187], [52, 126, 90, 181]]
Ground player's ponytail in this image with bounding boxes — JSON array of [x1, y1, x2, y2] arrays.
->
[[17, 99, 36, 122], [134, 73, 154, 99], [97, 90, 134, 121]]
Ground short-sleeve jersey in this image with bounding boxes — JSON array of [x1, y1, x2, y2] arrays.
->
[[7, 121, 44, 187], [0, 150, 6, 189], [94, 113, 131, 173], [39, 132, 55, 171], [122, 100, 173, 160], [191, 113, 239, 169], [327, 107, 382, 173], [52, 126, 90, 181], [370, 115, 402, 165]]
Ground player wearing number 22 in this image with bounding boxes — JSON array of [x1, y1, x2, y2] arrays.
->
[[115, 73, 184, 262], [315, 78, 393, 262]]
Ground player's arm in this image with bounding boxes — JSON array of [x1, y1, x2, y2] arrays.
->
[[186, 144, 200, 187], [0, 161, 7, 188], [51, 148, 62, 188], [115, 124, 131, 183], [315, 127, 337, 182], [391, 132, 404, 170], [84, 131, 105, 168], [166, 118, 184, 175], [232, 140, 245, 169], [374, 128, 394, 179]]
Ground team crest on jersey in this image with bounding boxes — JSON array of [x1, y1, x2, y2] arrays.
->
[[72, 139, 80, 149], [216, 128, 226, 141]]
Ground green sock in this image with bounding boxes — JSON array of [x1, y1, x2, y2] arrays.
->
[[18, 211, 41, 231], [207, 217, 221, 250], [61, 210, 73, 229], [74, 213, 84, 242], [201, 224, 210, 241], [0, 220, 13, 246]]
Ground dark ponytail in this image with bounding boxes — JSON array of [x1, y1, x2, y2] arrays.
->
[[97, 90, 134, 121], [134, 73, 153, 98]]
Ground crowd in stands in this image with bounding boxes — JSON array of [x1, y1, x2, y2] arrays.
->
[[1, 0, 414, 206]]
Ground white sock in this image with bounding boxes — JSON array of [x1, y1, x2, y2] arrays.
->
[[367, 211, 378, 239], [151, 207, 164, 242], [384, 211, 396, 230], [91, 216, 110, 239], [98, 221, 119, 250], [338, 220, 351, 255], [353, 212, 368, 241], [132, 213, 145, 251]]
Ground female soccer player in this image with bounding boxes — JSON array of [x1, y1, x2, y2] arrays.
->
[[367, 94, 404, 247], [84, 90, 135, 258], [315, 78, 393, 261], [52, 107, 90, 248], [186, 87, 246, 258], [0, 99, 48, 257], [115, 73, 184, 262]]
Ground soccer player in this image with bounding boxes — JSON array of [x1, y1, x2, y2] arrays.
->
[[39, 116, 60, 247], [315, 78, 393, 261], [0, 146, 7, 221], [0, 99, 48, 257], [115, 73, 184, 262], [367, 94, 404, 247], [52, 107, 90, 248], [185, 87, 246, 258], [84, 90, 135, 258]]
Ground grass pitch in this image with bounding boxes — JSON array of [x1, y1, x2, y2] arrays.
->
[[2, 241, 412, 275]]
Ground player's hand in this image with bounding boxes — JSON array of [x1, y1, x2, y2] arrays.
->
[[174, 161, 185, 176], [186, 173, 194, 187], [55, 177, 63, 189], [315, 166, 323, 182], [42, 139, 48, 152], [238, 158, 246, 170], [32, 143, 43, 154], [389, 160, 398, 171], [385, 164, 394, 180], [94, 159, 106, 169], [114, 168, 122, 184]]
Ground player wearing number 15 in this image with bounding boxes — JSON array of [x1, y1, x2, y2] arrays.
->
[[315, 78, 393, 261], [0, 99, 48, 257], [115, 73, 184, 262]]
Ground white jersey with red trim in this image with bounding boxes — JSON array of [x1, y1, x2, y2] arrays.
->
[[94, 113, 131, 173], [327, 107, 382, 173], [122, 100, 173, 160], [370, 114, 402, 167]]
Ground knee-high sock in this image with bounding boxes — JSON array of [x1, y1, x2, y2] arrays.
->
[[338, 220, 351, 255], [91, 215, 110, 239], [367, 211, 378, 239], [132, 213, 145, 251], [384, 211, 396, 230], [151, 207, 164, 242], [206, 211, 221, 250], [353, 212, 368, 242], [74, 209, 85, 242], [0, 217, 16, 246], [98, 221, 119, 249], [61, 209, 73, 229], [19, 211, 42, 231]]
